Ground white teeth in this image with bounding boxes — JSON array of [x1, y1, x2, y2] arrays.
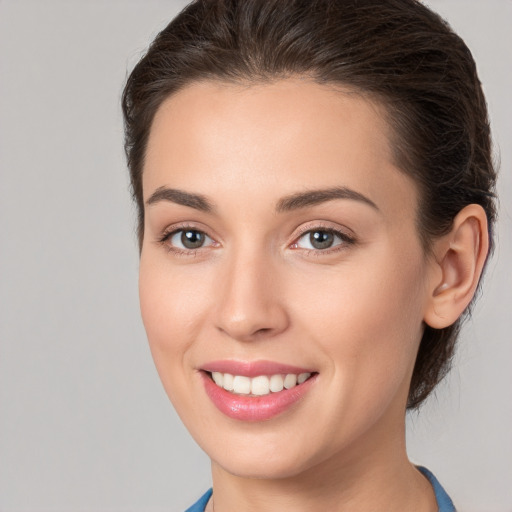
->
[[212, 372, 223, 387], [211, 371, 312, 395], [269, 374, 284, 392], [298, 372, 310, 384], [222, 373, 234, 391], [251, 375, 270, 395], [233, 375, 251, 394], [284, 374, 297, 389]]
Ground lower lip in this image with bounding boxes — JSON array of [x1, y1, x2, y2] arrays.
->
[[201, 372, 317, 422]]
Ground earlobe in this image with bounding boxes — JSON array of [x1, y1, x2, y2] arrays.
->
[[424, 204, 489, 329]]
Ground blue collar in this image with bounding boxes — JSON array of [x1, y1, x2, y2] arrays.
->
[[417, 466, 456, 511], [186, 467, 456, 511], [185, 488, 212, 512]]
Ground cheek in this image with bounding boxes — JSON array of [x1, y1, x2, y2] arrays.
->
[[138, 257, 224, 442], [139, 255, 208, 340], [138, 257, 207, 391], [293, 244, 427, 403]]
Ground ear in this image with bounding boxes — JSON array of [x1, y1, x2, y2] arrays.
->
[[424, 204, 489, 329]]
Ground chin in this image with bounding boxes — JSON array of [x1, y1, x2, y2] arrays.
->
[[213, 452, 315, 481], [203, 430, 327, 481]]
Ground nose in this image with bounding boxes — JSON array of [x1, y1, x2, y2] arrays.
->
[[214, 247, 289, 342]]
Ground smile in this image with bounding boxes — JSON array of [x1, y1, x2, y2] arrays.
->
[[210, 371, 312, 396], [200, 361, 318, 421]]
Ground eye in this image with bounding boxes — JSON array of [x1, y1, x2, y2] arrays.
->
[[293, 228, 354, 251], [162, 228, 216, 252]]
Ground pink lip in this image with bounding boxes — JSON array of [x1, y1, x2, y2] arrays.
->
[[201, 359, 314, 377], [200, 362, 318, 422]]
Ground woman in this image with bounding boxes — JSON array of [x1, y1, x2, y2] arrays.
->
[[122, 1, 497, 510]]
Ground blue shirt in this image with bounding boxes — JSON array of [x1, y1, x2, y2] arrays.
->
[[185, 466, 456, 512]]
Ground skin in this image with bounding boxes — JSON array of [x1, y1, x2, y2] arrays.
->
[[138, 78, 488, 511]]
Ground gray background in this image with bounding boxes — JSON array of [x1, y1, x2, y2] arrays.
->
[[0, 1, 510, 511]]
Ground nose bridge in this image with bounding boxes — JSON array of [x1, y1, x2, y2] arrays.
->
[[214, 238, 288, 341]]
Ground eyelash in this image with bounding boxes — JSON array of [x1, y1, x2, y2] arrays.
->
[[158, 223, 356, 258], [292, 224, 356, 256], [158, 223, 215, 257]]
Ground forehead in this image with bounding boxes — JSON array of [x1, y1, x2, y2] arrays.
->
[[143, 78, 417, 219]]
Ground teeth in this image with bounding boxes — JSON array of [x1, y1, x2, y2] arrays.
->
[[222, 373, 234, 391], [251, 375, 270, 395], [284, 374, 297, 389], [298, 372, 310, 384], [233, 375, 251, 394], [212, 372, 223, 387], [269, 374, 284, 392], [211, 371, 312, 396]]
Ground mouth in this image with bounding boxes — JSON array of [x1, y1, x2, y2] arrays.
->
[[199, 362, 318, 421], [206, 370, 315, 396]]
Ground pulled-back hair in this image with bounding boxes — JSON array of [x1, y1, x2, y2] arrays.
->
[[122, 0, 497, 409]]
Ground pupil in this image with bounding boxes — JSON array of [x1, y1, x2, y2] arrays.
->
[[181, 230, 204, 249], [310, 231, 334, 249]]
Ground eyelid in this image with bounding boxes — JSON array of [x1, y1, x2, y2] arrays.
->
[[293, 220, 354, 238], [156, 221, 356, 256], [290, 222, 356, 253], [158, 222, 219, 256]]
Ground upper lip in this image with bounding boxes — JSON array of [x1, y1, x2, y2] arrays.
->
[[200, 360, 315, 377]]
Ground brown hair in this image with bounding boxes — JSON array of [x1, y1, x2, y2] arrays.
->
[[122, 0, 497, 409]]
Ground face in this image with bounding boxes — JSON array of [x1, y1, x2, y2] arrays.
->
[[139, 78, 434, 480]]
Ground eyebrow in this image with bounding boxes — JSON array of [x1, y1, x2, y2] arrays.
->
[[145, 185, 379, 213], [275, 186, 379, 213], [146, 186, 214, 212]]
